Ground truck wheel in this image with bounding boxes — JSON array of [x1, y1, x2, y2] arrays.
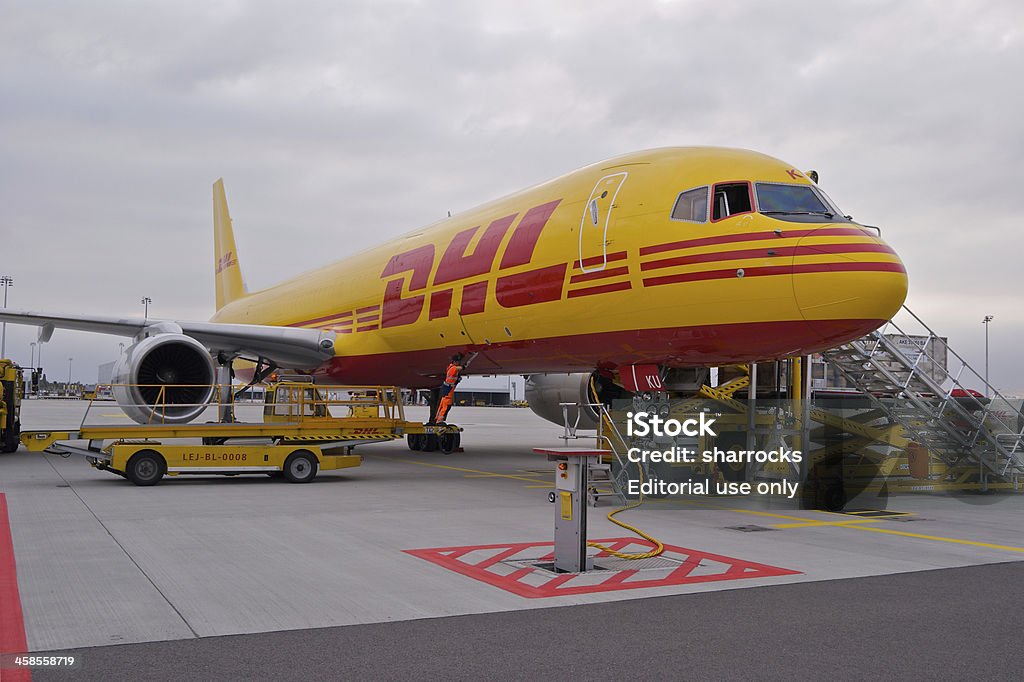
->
[[407, 434, 423, 450], [283, 450, 318, 483], [422, 434, 439, 452], [126, 450, 166, 486], [1, 422, 19, 453], [439, 432, 458, 454]]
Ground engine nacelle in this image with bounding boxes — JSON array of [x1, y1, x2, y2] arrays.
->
[[111, 334, 216, 424], [525, 373, 601, 430]]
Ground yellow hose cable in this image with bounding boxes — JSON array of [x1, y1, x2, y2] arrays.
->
[[585, 377, 665, 560]]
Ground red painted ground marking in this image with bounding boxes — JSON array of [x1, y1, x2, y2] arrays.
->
[[404, 538, 800, 598], [0, 494, 31, 681]]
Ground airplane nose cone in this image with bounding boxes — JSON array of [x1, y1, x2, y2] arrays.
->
[[792, 226, 908, 346]]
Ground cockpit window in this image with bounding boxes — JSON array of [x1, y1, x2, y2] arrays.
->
[[670, 187, 708, 222], [711, 182, 753, 221], [754, 182, 850, 222], [813, 187, 845, 216], [756, 183, 829, 214]]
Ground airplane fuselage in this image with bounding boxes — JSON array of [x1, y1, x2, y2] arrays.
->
[[211, 147, 908, 387]]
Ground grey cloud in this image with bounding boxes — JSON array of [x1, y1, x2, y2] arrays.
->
[[0, 0, 1021, 390]]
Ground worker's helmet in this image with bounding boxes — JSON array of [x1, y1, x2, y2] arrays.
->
[[451, 353, 464, 363]]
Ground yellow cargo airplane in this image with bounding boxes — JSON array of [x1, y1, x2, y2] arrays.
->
[[0, 147, 907, 425]]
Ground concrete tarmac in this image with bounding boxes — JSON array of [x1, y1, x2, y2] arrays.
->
[[32, 562, 1024, 681], [3, 400, 1023, 678]]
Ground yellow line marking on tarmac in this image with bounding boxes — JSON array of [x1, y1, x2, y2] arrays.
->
[[842, 524, 1024, 553], [375, 456, 549, 484], [735, 507, 1024, 553], [729, 508, 835, 524], [727, 508, 893, 528], [727, 507, 892, 528], [773, 518, 886, 528], [463, 474, 545, 481]]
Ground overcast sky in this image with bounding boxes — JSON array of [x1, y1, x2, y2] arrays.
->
[[1, 0, 1021, 391]]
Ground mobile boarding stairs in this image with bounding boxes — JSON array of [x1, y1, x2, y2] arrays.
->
[[820, 306, 1024, 489]]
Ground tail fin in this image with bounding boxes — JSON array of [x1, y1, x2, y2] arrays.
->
[[213, 179, 248, 310]]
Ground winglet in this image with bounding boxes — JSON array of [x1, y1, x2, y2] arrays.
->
[[213, 179, 248, 310]]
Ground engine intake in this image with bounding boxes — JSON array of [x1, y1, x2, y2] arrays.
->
[[525, 373, 602, 430], [111, 334, 216, 424]]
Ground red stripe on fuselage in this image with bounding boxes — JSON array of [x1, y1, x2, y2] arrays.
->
[[643, 261, 906, 288], [289, 310, 353, 327], [566, 281, 632, 298], [574, 251, 628, 269], [640, 242, 897, 272], [569, 266, 630, 284], [639, 227, 876, 257], [311, 318, 888, 389]]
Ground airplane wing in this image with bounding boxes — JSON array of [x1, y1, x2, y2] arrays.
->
[[0, 309, 335, 368]]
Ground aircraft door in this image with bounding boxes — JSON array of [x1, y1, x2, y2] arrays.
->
[[578, 172, 628, 273]]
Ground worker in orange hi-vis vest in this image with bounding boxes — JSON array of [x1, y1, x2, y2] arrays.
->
[[434, 353, 464, 423]]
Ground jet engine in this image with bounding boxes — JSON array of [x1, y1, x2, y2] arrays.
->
[[111, 333, 216, 424], [524, 373, 602, 430]]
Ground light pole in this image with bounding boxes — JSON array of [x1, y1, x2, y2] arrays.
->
[[68, 356, 73, 385], [30, 341, 36, 368], [141, 296, 151, 320], [1, 275, 12, 358], [982, 315, 993, 396]]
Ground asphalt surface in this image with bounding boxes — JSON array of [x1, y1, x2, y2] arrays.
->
[[31, 560, 1022, 681]]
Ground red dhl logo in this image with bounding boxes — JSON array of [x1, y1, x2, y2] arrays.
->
[[216, 251, 238, 275], [378, 199, 565, 328]]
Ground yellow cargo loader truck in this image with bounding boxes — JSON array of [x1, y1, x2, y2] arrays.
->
[[21, 380, 461, 486], [1, 359, 23, 453]]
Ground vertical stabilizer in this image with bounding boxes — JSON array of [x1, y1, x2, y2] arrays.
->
[[213, 179, 248, 310]]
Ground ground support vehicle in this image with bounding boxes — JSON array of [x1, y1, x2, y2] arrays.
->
[[19, 381, 462, 485], [1, 359, 23, 453]]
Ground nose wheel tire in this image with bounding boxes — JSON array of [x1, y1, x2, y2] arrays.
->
[[823, 483, 848, 512], [282, 450, 318, 483], [126, 450, 166, 486]]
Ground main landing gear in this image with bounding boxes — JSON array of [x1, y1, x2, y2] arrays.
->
[[408, 386, 461, 454], [407, 430, 461, 454]]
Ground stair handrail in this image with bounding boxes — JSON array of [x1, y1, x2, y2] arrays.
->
[[884, 310, 1024, 463], [895, 305, 1018, 407]]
